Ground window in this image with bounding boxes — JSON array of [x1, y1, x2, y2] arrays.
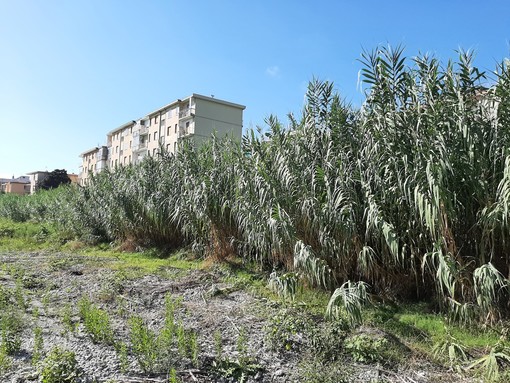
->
[[185, 121, 190, 134], [129, 140, 132, 148], [116, 146, 119, 153], [124, 156, 127, 164], [154, 132, 157, 140], [174, 142, 176, 152], [175, 124, 177, 134], [166, 144, 170, 152], [115, 159, 118, 166], [153, 148, 157, 156], [167, 126, 171, 136], [129, 155, 131, 163]]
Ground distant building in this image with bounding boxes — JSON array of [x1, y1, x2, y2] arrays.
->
[[26, 171, 49, 194], [25, 170, 77, 194], [0, 176, 30, 195], [79, 93, 245, 185]]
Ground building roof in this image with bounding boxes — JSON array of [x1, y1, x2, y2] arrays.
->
[[0, 176, 30, 184], [145, 93, 246, 118], [107, 121, 135, 136], [192, 93, 246, 110], [26, 171, 49, 175], [80, 147, 101, 157]]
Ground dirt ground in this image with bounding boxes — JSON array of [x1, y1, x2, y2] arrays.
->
[[0, 251, 475, 383]]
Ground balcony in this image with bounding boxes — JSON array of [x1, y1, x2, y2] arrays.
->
[[96, 147, 108, 160], [179, 108, 195, 119], [139, 126, 148, 135], [133, 142, 147, 151]]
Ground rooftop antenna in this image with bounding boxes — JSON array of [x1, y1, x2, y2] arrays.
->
[[211, 94, 215, 98]]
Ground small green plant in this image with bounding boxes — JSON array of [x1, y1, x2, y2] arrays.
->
[[212, 358, 261, 382], [265, 309, 312, 351], [77, 296, 114, 344], [0, 346, 11, 375], [0, 312, 22, 355], [32, 326, 44, 365], [128, 315, 158, 373], [237, 327, 250, 368], [189, 331, 199, 368], [116, 341, 129, 373], [14, 277, 27, 309], [176, 321, 187, 357], [61, 303, 76, 334], [0, 285, 12, 309], [308, 320, 348, 362], [168, 368, 181, 383], [38, 346, 80, 383], [41, 288, 51, 314], [33, 306, 40, 320], [214, 330, 223, 362], [344, 333, 387, 363]]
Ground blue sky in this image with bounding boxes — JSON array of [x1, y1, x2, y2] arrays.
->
[[1, 0, 509, 178]]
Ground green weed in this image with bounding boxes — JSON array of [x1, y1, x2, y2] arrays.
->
[[38, 346, 80, 383], [61, 303, 76, 334], [32, 326, 44, 365], [0, 311, 22, 355], [0, 346, 11, 375], [116, 341, 129, 373], [265, 309, 312, 351], [77, 296, 114, 344], [344, 333, 387, 364], [128, 315, 158, 373]]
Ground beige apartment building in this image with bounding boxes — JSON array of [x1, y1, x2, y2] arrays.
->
[[80, 146, 108, 181], [79, 94, 245, 185]]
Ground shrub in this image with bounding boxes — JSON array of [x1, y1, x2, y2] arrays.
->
[[38, 346, 80, 383]]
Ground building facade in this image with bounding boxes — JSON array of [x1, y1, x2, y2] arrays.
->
[[0, 176, 30, 195], [26, 171, 49, 195], [79, 94, 245, 185]]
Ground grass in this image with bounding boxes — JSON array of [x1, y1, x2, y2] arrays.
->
[[395, 309, 501, 348], [0, 218, 57, 251]]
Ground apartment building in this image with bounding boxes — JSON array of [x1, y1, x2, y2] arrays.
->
[[79, 93, 245, 185], [80, 146, 108, 180]]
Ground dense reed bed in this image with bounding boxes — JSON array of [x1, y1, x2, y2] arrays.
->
[[2, 46, 510, 322]]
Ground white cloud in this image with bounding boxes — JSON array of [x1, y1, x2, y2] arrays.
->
[[266, 65, 280, 77]]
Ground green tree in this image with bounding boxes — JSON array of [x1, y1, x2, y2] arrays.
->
[[37, 170, 71, 191]]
